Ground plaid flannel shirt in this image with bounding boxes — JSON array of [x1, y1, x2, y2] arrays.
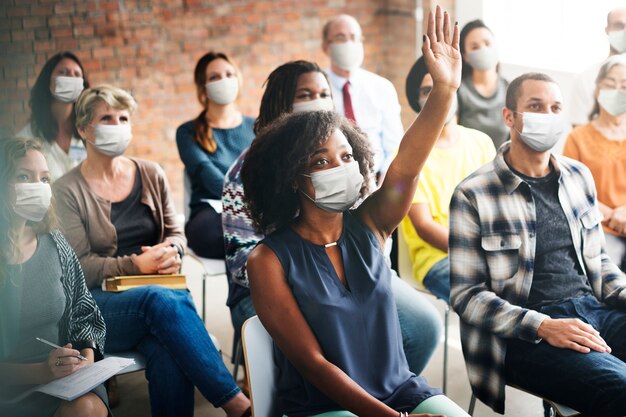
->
[[449, 143, 626, 413]]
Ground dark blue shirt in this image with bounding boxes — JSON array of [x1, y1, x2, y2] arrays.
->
[[176, 116, 254, 217], [262, 211, 440, 417]]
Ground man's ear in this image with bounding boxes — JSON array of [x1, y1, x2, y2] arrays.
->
[[502, 106, 515, 128], [322, 39, 330, 55]]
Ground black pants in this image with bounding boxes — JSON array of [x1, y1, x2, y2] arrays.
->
[[186, 205, 225, 259]]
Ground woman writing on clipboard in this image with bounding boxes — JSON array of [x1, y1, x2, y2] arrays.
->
[[0, 136, 110, 416]]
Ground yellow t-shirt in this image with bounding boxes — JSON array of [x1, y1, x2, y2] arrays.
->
[[400, 125, 496, 284]]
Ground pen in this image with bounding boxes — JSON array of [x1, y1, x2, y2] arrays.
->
[[35, 337, 88, 361]]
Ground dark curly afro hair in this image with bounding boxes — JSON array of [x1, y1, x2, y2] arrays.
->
[[241, 110, 374, 235]]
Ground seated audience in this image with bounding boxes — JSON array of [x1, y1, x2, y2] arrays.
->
[[569, 6, 626, 127], [450, 72, 626, 415], [176, 52, 254, 259], [17, 52, 89, 181], [564, 55, 626, 270], [241, 8, 469, 416], [457, 20, 509, 149], [52, 85, 250, 417], [401, 56, 495, 302], [0, 137, 110, 417], [321, 14, 403, 176], [222, 60, 441, 375]]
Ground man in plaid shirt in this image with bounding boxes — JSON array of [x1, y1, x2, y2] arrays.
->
[[450, 72, 626, 415]]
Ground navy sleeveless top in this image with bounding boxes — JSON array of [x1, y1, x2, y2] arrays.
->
[[262, 211, 440, 417]]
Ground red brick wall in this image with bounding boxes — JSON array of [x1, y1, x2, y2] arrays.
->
[[0, 0, 444, 211]]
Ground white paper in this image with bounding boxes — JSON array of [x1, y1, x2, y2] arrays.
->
[[4, 356, 135, 403]]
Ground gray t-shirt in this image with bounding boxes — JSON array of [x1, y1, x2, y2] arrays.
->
[[3, 233, 66, 363], [511, 167, 593, 309], [457, 76, 509, 149]]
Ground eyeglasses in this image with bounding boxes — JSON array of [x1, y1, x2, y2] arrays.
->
[[328, 34, 364, 43]]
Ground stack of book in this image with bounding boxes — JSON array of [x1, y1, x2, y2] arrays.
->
[[102, 274, 187, 292]]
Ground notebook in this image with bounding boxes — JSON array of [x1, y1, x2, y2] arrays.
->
[[102, 274, 187, 292]]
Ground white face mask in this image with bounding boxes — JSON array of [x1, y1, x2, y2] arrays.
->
[[13, 182, 52, 222], [608, 29, 626, 53], [330, 42, 364, 72], [292, 98, 335, 113], [465, 45, 499, 71], [598, 89, 626, 116], [515, 112, 565, 152], [88, 124, 133, 157], [205, 77, 239, 105], [419, 94, 458, 125], [300, 161, 363, 213], [53, 76, 84, 103]]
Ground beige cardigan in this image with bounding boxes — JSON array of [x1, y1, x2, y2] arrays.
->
[[53, 158, 186, 289]]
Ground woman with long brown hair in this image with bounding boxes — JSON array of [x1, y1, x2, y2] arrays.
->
[[176, 52, 254, 258]]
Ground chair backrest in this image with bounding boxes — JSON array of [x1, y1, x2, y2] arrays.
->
[[183, 170, 192, 221], [242, 316, 278, 417]]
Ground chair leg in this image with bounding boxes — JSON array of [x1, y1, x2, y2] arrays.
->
[[468, 393, 476, 415], [233, 338, 243, 381], [443, 303, 449, 395], [201, 272, 207, 322]]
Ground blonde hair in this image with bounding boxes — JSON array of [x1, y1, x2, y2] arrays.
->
[[1, 137, 56, 286], [75, 84, 138, 129]]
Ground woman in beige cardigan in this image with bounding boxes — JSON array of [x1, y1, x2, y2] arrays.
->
[[53, 85, 250, 417]]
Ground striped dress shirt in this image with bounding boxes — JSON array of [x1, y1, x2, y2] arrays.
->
[[449, 143, 626, 413]]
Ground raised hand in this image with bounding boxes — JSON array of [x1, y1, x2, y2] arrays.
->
[[422, 5, 461, 91]]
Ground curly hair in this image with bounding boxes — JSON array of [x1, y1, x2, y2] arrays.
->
[[253, 60, 328, 135], [241, 111, 374, 234], [29, 51, 90, 143], [0, 137, 56, 286]]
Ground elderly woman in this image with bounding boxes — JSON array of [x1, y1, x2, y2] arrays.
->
[[240, 7, 469, 417], [0, 137, 110, 417], [17, 51, 89, 181], [176, 51, 254, 259], [53, 85, 250, 417], [564, 54, 626, 270]]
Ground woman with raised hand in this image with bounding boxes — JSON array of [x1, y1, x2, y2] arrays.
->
[[176, 52, 255, 259], [0, 137, 110, 417], [53, 85, 250, 417], [223, 60, 442, 377], [17, 51, 90, 181], [241, 7, 469, 417], [457, 20, 508, 149], [564, 55, 626, 270]]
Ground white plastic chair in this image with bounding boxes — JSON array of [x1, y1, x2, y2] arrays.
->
[[242, 316, 278, 417], [396, 226, 450, 394]]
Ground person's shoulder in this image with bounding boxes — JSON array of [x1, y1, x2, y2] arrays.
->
[[130, 157, 165, 178], [52, 164, 82, 191], [176, 120, 195, 136], [455, 158, 498, 194], [358, 68, 394, 88], [556, 153, 590, 173]]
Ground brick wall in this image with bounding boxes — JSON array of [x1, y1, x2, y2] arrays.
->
[[0, 0, 457, 211]]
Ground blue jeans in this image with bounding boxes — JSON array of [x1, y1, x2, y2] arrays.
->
[[505, 295, 626, 416], [422, 257, 450, 303], [92, 287, 240, 417], [229, 272, 442, 375]]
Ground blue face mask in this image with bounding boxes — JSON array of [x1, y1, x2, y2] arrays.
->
[[300, 161, 363, 213]]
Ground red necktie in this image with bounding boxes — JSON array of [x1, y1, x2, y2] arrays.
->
[[342, 81, 356, 123]]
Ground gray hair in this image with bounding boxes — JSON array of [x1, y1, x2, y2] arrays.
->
[[589, 54, 626, 120]]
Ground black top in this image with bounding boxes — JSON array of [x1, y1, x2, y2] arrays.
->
[[111, 169, 159, 257], [511, 166, 593, 309]]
